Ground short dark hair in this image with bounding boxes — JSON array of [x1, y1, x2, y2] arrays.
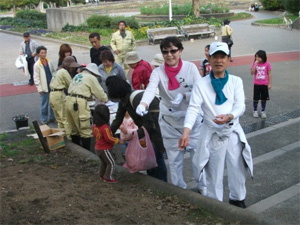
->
[[23, 32, 30, 37], [118, 20, 126, 26], [93, 104, 110, 126], [100, 50, 115, 63], [255, 50, 267, 63], [160, 36, 184, 51], [205, 44, 210, 50], [89, 32, 100, 40], [105, 76, 131, 100], [36, 45, 47, 54], [224, 19, 231, 25]]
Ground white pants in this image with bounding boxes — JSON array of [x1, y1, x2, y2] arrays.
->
[[164, 139, 206, 190], [205, 132, 248, 201]]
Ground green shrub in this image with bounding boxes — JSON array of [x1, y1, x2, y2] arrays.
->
[[86, 15, 111, 28], [278, 0, 300, 15], [260, 0, 282, 10], [0, 17, 14, 25], [16, 10, 46, 21], [62, 23, 89, 32], [110, 16, 139, 29]]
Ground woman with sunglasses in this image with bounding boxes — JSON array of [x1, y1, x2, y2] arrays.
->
[[135, 36, 204, 192]]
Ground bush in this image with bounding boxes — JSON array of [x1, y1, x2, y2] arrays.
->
[[260, 0, 282, 10], [86, 15, 111, 28], [110, 16, 139, 29], [62, 23, 89, 32], [278, 0, 300, 15], [0, 17, 14, 25], [16, 10, 46, 21]]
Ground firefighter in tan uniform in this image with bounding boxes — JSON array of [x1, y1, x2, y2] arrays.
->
[[110, 20, 136, 79], [50, 56, 80, 138], [65, 63, 108, 150]]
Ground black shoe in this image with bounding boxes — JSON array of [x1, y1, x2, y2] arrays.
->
[[229, 199, 246, 208]]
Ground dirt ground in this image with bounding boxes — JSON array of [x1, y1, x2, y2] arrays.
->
[[0, 130, 232, 225]]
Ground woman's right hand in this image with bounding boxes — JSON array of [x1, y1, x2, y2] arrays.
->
[[178, 128, 191, 151], [136, 104, 148, 116]]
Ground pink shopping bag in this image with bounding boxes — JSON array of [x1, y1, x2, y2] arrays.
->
[[123, 127, 157, 173]]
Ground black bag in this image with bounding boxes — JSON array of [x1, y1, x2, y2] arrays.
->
[[228, 36, 233, 46]]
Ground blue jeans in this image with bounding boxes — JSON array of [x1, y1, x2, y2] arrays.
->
[[40, 92, 55, 123], [147, 143, 168, 182]]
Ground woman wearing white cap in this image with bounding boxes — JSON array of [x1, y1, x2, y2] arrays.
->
[[135, 37, 204, 191], [179, 42, 253, 208], [65, 63, 108, 150]]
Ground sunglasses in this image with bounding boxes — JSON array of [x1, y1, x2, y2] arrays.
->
[[161, 49, 179, 55]]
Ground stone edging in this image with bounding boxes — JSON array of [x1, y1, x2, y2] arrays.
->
[[251, 22, 281, 27]]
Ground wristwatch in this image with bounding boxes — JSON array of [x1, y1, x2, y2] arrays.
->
[[226, 114, 232, 123]]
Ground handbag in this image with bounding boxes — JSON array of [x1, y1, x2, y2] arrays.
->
[[228, 35, 233, 46], [123, 126, 158, 173]]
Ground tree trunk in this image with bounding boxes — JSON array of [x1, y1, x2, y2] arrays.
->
[[193, 0, 200, 17]]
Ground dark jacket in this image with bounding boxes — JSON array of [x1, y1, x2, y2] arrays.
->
[[110, 91, 165, 153]]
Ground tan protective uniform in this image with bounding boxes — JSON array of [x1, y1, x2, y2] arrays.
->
[[110, 30, 136, 78], [49, 68, 71, 133], [65, 70, 108, 138]]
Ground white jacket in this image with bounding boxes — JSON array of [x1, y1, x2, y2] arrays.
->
[[34, 58, 55, 93], [185, 74, 253, 177]]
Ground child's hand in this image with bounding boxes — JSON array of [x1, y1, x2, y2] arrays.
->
[[119, 139, 125, 145], [268, 84, 272, 90]]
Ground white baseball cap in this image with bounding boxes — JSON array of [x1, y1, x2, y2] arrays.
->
[[209, 42, 229, 56]]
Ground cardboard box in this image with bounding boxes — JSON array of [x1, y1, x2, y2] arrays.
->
[[40, 125, 65, 150]]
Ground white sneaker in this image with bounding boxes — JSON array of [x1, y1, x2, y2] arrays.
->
[[253, 111, 259, 118], [261, 111, 267, 119]]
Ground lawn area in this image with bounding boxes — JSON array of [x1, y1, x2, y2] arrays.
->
[[255, 14, 298, 24]]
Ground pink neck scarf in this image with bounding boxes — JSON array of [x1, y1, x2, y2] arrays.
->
[[164, 58, 183, 90]]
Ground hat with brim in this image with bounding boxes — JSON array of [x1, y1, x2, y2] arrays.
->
[[151, 53, 164, 66], [209, 42, 229, 56], [85, 63, 101, 76], [62, 56, 81, 68], [124, 51, 141, 65]]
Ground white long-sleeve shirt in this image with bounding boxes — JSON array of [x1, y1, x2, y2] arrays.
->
[[141, 60, 200, 111], [184, 73, 245, 130]]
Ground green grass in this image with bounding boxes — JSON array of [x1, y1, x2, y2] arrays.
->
[[255, 15, 298, 24], [227, 12, 252, 21]]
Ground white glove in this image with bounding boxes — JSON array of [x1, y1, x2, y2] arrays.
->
[[136, 104, 148, 116], [171, 93, 184, 108]]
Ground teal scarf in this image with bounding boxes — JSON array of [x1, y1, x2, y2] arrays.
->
[[210, 70, 229, 105]]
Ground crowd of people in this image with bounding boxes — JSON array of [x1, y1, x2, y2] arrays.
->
[[19, 19, 273, 207]]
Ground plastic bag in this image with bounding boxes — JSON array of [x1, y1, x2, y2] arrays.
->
[[15, 55, 25, 69], [123, 127, 157, 173]]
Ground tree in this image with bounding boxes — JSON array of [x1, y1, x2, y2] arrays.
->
[[192, 0, 200, 17]]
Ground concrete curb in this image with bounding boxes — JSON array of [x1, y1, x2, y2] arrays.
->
[[251, 22, 281, 28], [65, 139, 279, 225]]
